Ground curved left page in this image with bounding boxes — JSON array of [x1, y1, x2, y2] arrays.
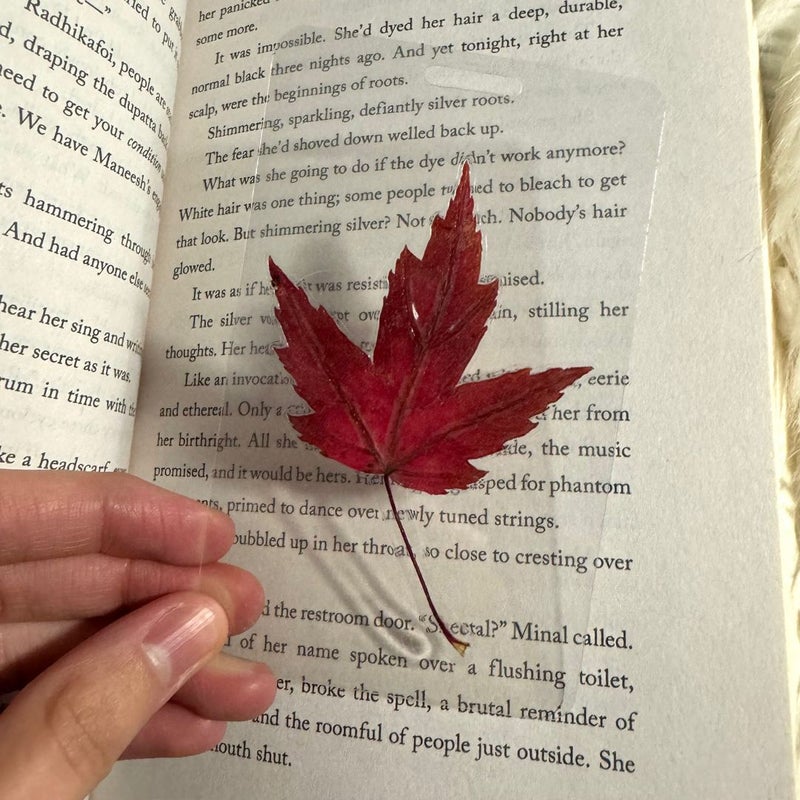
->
[[0, 0, 185, 470]]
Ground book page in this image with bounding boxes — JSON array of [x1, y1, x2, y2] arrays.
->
[[109, 1, 795, 798], [0, 0, 185, 470]]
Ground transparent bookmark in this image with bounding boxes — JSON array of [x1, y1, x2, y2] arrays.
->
[[211, 29, 664, 722]]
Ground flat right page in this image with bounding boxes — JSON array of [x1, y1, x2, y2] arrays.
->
[[103, 0, 796, 798]]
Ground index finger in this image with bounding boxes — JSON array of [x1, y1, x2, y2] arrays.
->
[[0, 471, 234, 566]]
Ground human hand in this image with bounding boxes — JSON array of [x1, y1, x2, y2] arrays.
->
[[0, 471, 276, 800]]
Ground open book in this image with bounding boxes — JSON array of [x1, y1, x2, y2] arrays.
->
[[1, 0, 797, 797]]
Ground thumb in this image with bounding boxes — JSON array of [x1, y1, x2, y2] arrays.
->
[[0, 592, 228, 800]]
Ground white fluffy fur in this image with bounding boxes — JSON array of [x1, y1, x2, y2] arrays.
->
[[756, 0, 800, 429], [756, 1, 800, 756]]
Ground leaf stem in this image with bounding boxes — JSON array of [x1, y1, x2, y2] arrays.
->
[[382, 475, 468, 655]]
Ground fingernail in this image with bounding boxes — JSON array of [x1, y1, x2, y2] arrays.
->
[[214, 653, 268, 675], [191, 503, 235, 536], [142, 602, 222, 694]]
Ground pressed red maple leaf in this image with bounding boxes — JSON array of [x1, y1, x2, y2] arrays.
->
[[270, 163, 590, 653]]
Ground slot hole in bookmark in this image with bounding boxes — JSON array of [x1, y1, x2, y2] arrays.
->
[[424, 65, 523, 96]]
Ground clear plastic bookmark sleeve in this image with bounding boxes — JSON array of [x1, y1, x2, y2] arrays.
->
[[207, 30, 663, 717]]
